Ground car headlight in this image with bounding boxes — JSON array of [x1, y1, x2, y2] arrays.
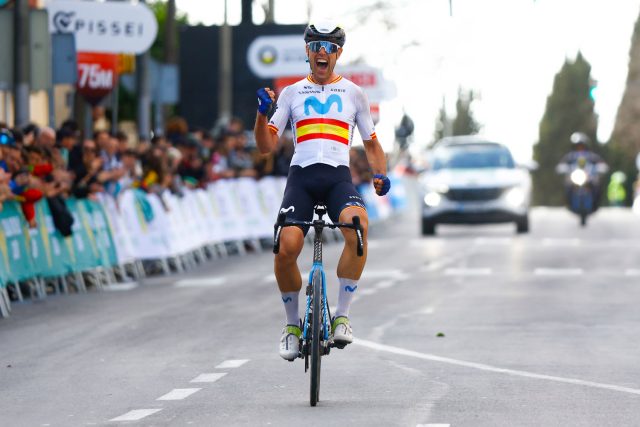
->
[[424, 192, 442, 207], [504, 186, 526, 207], [570, 169, 587, 186]]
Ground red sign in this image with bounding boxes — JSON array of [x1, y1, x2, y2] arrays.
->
[[342, 72, 377, 88], [76, 52, 119, 105]]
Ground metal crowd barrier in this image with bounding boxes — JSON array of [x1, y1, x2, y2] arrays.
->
[[0, 175, 407, 318]]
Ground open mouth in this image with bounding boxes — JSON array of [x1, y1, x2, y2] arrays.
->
[[315, 58, 329, 72]]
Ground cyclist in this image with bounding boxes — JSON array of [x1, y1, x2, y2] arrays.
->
[[254, 22, 391, 361]]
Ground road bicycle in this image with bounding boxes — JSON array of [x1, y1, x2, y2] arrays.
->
[[273, 205, 364, 407]]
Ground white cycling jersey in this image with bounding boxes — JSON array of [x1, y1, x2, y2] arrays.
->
[[268, 75, 377, 168]]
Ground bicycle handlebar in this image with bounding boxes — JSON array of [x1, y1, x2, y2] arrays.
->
[[273, 214, 364, 257]]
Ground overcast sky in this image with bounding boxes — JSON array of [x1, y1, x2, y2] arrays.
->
[[175, 0, 640, 161]]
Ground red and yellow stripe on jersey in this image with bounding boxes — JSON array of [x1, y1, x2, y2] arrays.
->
[[295, 118, 350, 145]]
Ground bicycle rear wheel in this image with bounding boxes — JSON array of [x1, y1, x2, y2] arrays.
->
[[310, 269, 323, 407]]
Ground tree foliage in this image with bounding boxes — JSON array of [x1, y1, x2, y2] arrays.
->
[[432, 98, 448, 144], [451, 89, 481, 136], [532, 52, 599, 205], [148, 0, 189, 62], [431, 90, 480, 145], [608, 10, 640, 204]]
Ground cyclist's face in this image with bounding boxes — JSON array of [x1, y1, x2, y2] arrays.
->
[[306, 43, 342, 82]]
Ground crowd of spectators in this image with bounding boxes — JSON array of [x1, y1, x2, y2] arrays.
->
[[0, 115, 376, 231]]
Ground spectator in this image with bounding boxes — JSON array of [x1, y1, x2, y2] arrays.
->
[[36, 127, 56, 151], [10, 128, 24, 149], [22, 123, 39, 147], [63, 127, 85, 172], [206, 137, 234, 181], [115, 130, 130, 156], [10, 167, 43, 228], [0, 166, 11, 212], [176, 136, 205, 188], [225, 124, 257, 178], [71, 140, 104, 199], [100, 134, 126, 197], [94, 130, 110, 153], [118, 149, 140, 192], [165, 116, 189, 146]]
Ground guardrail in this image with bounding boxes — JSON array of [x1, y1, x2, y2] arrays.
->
[[0, 174, 408, 318]]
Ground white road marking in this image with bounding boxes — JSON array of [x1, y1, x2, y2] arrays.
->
[[175, 277, 227, 288], [103, 282, 138, 291], [156, 388, 201, 401], [542, 238, 581, 247], [109, 409, 162, 422], [354, 339, 640, 396], [190, 373, 227, 383], [361, 269, 410, 280], [417, 424, 450, 427], [444, 268, 492, 276], [625, 269, 640, 276], [375, 279, 397, 289], [534, 268, 583, 276], [474, 237, 512, 245], [420, 251, 477, 273], [216, 359, 249, 369]]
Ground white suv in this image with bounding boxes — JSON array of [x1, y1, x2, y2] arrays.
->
[[419, 138, 532, 235]]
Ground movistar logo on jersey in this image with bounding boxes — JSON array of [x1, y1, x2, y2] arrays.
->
[[304, 94, 343, 115]]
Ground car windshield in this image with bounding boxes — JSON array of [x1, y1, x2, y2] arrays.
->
[[432, 144, 515, 170]]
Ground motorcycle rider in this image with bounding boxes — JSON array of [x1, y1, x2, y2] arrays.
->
[[556, 132, 608, 211]]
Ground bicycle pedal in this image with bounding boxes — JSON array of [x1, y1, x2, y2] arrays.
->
[[334, 342, 347, 349]]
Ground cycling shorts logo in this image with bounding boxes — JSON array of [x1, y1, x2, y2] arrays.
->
[[279, 206, 295, 214], [258, 46, 277, 65], [343, 201, 365, 209], [304, 94, 342, 116]]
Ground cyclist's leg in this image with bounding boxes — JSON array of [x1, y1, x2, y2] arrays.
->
[[276, 166, 314, 323], [277, 167, 315, 360], [327, 174, 368, 322], [336, 205, 369, 281]]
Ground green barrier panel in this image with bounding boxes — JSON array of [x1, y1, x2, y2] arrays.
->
[[0, 201, 36, 283], [83, 199, 118, 268], [65, 198, 101, 272], [32, 200, 72, 278]]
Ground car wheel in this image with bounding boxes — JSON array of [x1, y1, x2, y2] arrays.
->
[[422, 218, 436, 236], [516, 215, 529, 234]]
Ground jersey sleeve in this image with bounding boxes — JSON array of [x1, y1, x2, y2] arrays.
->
[[354, 86, 377, 141], [267, 86, 292, 137]]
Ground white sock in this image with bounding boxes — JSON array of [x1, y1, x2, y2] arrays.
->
[[281, 292, 299, 325], [335, 278, 358, 318]]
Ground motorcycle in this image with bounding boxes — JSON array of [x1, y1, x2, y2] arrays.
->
[[556, 157, 608, 226]]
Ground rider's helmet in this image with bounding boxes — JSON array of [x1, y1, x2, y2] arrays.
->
[[303, 21, 346, 47], [570, 132, 590, 150], [0, 128, 16, 147]]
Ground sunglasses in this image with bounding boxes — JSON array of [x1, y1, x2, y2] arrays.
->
[[307, 41, 340, 54]]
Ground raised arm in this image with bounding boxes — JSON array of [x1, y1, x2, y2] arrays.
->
[[254, 87, 279, 154]]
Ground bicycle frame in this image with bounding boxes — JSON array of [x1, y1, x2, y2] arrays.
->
[[302, 222, 332, 353]]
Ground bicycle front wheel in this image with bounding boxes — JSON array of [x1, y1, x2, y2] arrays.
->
[[310, 269, 323, 407]]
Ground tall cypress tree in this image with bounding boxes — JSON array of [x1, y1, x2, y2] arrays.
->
[[608, 10, 640, 204], [451, 89, 481, 136], [432, 97, 449, 145], [532, 52, 598, 205]]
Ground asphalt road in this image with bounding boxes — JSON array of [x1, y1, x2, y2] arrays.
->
[[2, 200, 640, 427]]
